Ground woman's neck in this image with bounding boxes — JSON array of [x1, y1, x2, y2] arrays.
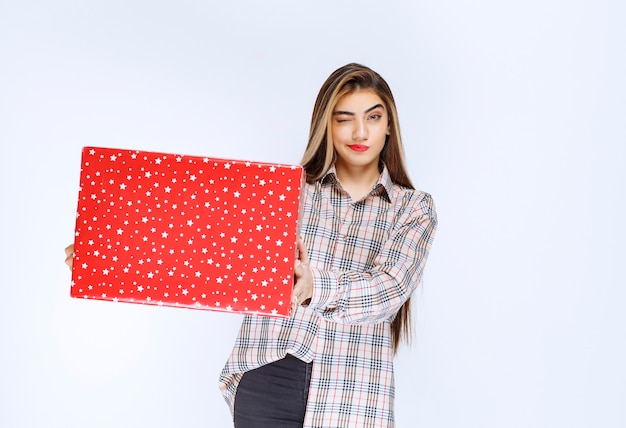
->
[[335, 162, 380, 201]]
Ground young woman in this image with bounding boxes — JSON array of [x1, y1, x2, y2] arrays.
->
[[219, 63, 438, 427], [64, 63, 437, 427]]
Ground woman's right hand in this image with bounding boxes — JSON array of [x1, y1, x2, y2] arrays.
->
[[64, 244, 74, 270], [291, 237, 313, 313]]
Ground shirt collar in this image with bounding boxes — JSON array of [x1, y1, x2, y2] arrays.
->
[[321, 164, 393, 202]]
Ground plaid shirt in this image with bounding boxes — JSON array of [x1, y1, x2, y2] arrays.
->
[[219, 164, 438, 427]]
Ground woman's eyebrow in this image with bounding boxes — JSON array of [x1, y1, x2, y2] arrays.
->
[[333, 103, 385, 116], [365, 103, 385, 113]]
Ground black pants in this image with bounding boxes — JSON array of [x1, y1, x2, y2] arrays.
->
[[234, 354, 313, 428]]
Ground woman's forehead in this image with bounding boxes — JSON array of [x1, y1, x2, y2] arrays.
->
[[334, 89, 385, 111]]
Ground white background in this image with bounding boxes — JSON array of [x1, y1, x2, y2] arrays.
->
[[1, 0, 625, 427]]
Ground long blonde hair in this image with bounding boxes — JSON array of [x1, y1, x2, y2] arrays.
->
[[301, 63, 415, 352]]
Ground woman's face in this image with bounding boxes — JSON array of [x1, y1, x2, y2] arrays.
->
[[331, 89, 390, 172]]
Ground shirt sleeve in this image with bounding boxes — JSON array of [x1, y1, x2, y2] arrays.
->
[[307, 191, 438, 324]]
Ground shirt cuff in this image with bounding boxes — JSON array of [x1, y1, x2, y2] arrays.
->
[[308, 267, 342, 309]]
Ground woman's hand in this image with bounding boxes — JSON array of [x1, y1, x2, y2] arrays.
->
[[291, 237, 313, 314], [64, 244, 74, 270]]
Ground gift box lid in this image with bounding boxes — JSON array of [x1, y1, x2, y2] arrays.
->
[[71, 146, 304, 317]]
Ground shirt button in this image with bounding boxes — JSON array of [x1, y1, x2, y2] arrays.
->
[[342, 235, 348, 241]]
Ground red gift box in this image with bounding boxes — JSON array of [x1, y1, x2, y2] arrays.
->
[[71, 146, 304, 317]]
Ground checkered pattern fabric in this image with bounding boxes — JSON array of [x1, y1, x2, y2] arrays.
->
[[219, 165, 438, 427]]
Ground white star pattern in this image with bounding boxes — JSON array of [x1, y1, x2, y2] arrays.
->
[[70, 147, 302, 317]]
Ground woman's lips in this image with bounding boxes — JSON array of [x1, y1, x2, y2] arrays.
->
[[348, 144, 369, 152]]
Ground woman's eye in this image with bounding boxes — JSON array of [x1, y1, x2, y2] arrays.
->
[[369, 114, 381, 120]]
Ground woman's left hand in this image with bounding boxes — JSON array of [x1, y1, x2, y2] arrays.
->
[[291, 237, 313, 313], [64, 244, 75, 270]]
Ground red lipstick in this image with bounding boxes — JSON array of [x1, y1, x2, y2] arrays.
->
[[348, 144, 369, 152]]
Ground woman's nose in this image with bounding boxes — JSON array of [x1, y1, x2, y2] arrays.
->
[[353, 120, 368, 140]]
